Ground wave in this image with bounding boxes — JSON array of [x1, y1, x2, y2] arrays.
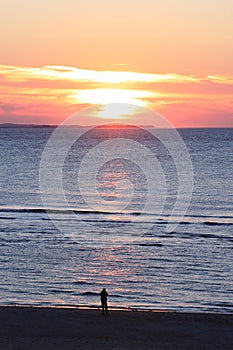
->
[[50, 289, 74, 294], [0, 237, 31, 243], [203, 221, 233, 226], [0, 207, 232, 228], [154, 231, 233, 242], [50, 291, 125, 298], [0, 207, 140, 216], [79, 292, 123, 298], [0, 216, 16, 220], [138, 243, 163, 247], [80, 292, 100, 297], [1, 207, 232, 218]]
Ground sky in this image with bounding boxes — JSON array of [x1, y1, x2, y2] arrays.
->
[[0, 0, 232, 127]]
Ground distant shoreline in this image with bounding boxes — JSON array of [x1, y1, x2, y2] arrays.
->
[[0, 123, 232, 129]]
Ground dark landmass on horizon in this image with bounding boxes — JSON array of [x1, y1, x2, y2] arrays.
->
[[0, 123, 154, 129], [0, 123, 55, 128], [0, 123, 232, 129]]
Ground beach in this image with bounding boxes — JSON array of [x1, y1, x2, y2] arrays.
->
[[0, 306, 233, 349]]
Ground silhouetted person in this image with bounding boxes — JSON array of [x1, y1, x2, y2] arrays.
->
[[100, 288, 108, 315]]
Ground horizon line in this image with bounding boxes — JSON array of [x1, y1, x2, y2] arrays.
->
[[0, 123, 232, 130]]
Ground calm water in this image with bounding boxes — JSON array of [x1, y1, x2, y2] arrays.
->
[[0, 127, 232, 313]]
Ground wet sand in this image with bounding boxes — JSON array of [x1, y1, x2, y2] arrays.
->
[[0, 306, 233, 349]]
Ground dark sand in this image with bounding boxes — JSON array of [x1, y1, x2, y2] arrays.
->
[[0, 306, 233, 349]]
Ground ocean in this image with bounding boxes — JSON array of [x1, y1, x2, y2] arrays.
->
[[0, 127, 232, 313]]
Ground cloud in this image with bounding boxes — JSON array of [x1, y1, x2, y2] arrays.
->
[[2, 64, 226, 85], [0, 64, 232, 127], [0, 103, 16, 114]]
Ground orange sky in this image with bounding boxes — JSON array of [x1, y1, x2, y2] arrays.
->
[[0, 0, 232, 127]]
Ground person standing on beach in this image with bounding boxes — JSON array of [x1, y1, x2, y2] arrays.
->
[[100, 288, 108, 315]]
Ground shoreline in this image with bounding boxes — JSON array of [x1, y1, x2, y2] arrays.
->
[[1, 303, 233, 315], [1, 301, 233, 312], [1, 306, 233, 349]]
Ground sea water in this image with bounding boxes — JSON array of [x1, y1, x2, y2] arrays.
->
[[0, 127, 232, 313]]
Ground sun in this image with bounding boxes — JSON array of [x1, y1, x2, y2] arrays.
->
[[67, 88, 156, 120], [68, 88, 155, 106], [91, 103, 143, 120]]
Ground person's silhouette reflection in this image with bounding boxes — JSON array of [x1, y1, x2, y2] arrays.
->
[[100, 288, 108, 315]]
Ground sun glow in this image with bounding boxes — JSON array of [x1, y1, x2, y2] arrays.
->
[[0, 64, 232, 127], [68, 88, 156, 106], [90, 103, 143, 120]]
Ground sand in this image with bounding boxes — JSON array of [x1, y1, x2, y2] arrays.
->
[[0, 306, 233, 349]]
